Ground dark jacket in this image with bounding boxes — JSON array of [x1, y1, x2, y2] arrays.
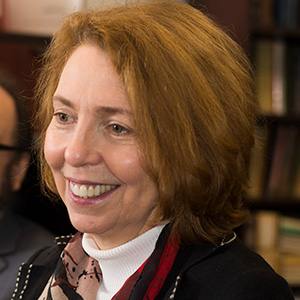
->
[[12, 233, 295, 300], [0, 210, 54, 300]]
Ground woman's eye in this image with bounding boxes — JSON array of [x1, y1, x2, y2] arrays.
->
[[111, 124, 128, 134], [55, 113, 72, 123]]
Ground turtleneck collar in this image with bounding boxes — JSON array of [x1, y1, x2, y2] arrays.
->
[[82, 223, 167, 300]]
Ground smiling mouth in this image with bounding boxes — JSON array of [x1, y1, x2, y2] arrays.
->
[[70, 182, 118, 199]]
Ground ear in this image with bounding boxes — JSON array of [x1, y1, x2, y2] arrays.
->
[[11, 152, 30, 192]]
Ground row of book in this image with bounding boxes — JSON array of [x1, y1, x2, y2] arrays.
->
[[244, 211, 300, 286], [248, 125, 300, 200], [250, 0, 300, 29], [254, 38, 300, 116]]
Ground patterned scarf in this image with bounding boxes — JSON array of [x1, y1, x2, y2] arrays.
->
[[38, 228, 179, 300]]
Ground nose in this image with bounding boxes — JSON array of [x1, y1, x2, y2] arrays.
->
[[64, 125, 102, 167]]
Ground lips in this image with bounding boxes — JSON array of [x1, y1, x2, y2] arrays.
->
[[69, 181, 118, 199]]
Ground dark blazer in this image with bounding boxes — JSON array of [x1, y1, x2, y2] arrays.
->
[[12, 232, 295, 300], [0, 210, 54, 300]]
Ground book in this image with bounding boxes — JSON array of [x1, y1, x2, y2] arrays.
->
[[254, 211, 280, 250], [250, 0, 275, 28], [292, 47, 300, 115], [275, 0, 299, 28], [251, 0, 300, 29], [265, 126, 287, 197], [265, 126, 300, 199], [280, 253, 300, 286], [292, 139, 300, 198], [276, 127, 298, 198], [247, 125, 268, 198], [271, 39, 287, 115], [254, 39, 273, 114], [254, 37, 300, 116], [286, 44, 300, 115], [254, 38, 290, 116], [245, 211, 300, 285]]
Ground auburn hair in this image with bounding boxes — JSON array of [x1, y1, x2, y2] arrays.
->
[[34, 0, 258, 245]]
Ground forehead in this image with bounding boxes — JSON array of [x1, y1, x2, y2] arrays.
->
[[0, 87, 16, 142], [55, 44, 129, 110]]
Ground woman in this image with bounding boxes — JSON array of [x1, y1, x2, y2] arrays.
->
[[12, 1, 294, 299]]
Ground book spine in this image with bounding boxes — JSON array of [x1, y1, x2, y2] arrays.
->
[[271, 39, 287, 115]]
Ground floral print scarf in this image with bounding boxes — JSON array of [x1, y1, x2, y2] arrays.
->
[[38, 228, 179, 300]]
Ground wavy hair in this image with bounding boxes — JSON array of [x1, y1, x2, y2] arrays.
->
[[34, 0, 258, 245]]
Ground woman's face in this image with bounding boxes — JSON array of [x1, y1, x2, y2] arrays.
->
[[44, 44, 159, 250]]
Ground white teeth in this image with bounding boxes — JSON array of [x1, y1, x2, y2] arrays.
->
[[73, 184, 80, 196], [100, 185, 105, 194], [70, 182, 117, 199], [87, 186, 94, 197], [95, 185, 101, 196], [79, 185, 88, 198]]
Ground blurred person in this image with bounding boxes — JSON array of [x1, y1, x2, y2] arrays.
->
[[0, 70, 54, 299], [13, 1, 294, 299]]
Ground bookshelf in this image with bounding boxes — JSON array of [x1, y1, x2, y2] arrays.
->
[[248, 2, 300, 207], [246, 0, 300, 296]]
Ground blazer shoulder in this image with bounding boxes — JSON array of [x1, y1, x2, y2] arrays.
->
[[29, 234, 73, 264], [175, 238, 294, 299], [11, 235, 73, 300]]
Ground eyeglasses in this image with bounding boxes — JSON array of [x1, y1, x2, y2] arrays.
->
[[0, 143, 25, 151]]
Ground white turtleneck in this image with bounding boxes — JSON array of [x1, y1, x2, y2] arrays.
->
[[82, 224, 166, 300]]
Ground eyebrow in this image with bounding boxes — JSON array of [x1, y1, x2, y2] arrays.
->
[[52, 95, 132, 116]]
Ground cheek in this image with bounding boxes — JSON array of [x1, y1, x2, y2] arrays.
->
[[44, 126, 65, 171], [112, 149, 154, 190]]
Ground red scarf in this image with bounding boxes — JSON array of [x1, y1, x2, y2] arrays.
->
[[113, 234, 179, 300]]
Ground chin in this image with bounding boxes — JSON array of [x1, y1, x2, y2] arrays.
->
[[68, 211, 111, 236]]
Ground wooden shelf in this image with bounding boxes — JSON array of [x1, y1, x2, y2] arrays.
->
[[251, 27, 300, 40], [263, 115, 300, 126], [246, 198, 300, 211]]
